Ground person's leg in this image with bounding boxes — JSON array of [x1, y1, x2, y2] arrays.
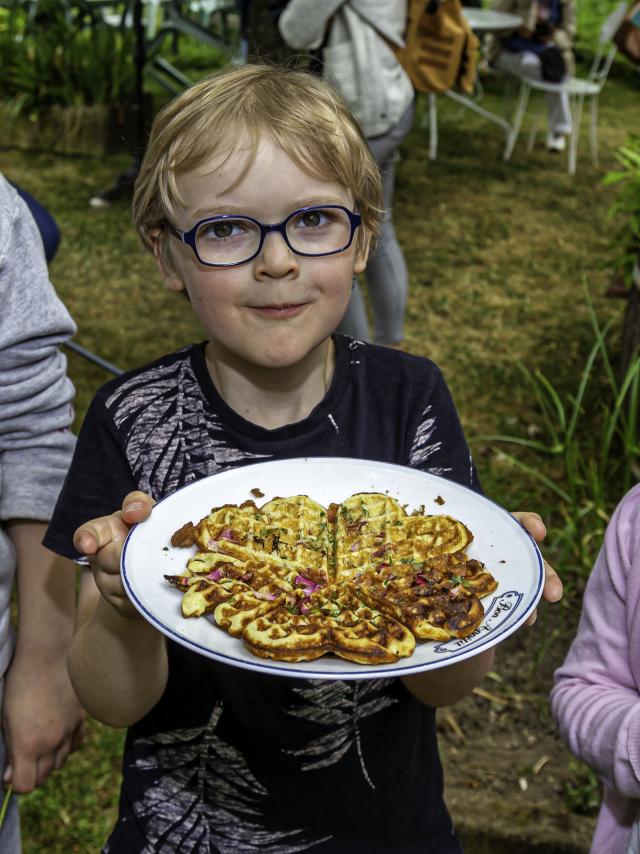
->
[[12, 184, 60, 264], [494, 48, 541, 79], [364, 100, 415, 346], [0, 680, 21, 854], [335, 279, 370, 342], [495, 51, 571, 146], [545, 83, 572, 137]]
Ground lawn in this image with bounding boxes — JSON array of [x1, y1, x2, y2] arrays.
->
[[1, 16, 639, 853]]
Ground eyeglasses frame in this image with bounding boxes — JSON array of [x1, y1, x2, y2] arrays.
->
[[166, 204, 362, 268]]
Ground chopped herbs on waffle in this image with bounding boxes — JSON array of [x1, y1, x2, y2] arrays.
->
[[166, 492, 498, 664]]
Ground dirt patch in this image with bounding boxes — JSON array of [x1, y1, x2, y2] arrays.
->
[[439, 602, 597, 853]]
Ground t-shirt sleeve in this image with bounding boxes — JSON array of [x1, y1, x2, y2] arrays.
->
[[406, 365, 482, 494], [43, 393, 137, 560]]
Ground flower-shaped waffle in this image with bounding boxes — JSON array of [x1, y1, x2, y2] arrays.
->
[[166, 493, 498, 664]]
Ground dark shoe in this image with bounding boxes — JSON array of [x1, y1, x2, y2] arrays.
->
[[89, 161, 140, 208]]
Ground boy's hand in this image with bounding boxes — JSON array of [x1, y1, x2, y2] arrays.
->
[[73, 491, 155, 618], [511, 510, 563, 626]]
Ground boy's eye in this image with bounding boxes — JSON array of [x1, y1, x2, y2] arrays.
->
[[293, 209, 333, 229], [199, 219, 252, 241]]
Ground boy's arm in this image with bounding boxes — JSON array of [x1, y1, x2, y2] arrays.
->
[[69, 495, 168, 728], [3, 521, 84, 793], [402, 649, 495, 707]]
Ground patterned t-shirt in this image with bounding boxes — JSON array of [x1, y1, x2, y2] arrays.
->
[[45, 335, 479, 854]]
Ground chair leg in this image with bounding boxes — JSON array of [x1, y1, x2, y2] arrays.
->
[[526, 103, 542, 153], [568, 93, 584, 176], [504, 82, 531, 162], [428, 93, 438, 161], [590, 95, 599, 167]]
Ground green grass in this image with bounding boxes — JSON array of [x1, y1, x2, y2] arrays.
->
[[19, 721, 124, 853], [1, 32, 638, 853]]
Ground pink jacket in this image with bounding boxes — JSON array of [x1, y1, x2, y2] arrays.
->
[[551, 484, 640, 853]]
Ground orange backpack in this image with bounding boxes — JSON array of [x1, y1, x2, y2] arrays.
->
[[394, 0, 479, 94]]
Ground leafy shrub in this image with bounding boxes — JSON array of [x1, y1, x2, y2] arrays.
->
[[474, 289, 640, 584], [576, 0, 626, 52], [563, 759, 602, 816], [604, 135, 640, 284], [0, 0, 137, 114]]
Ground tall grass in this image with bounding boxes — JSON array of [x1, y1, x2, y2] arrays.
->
[[604, 135, 640, 283], [475, 288, 639, 582]]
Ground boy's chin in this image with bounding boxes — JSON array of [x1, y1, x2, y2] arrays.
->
[[238, 334, 331, 370]]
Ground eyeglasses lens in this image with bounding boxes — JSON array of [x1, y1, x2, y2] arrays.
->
[[195, 208, 352, 265], [196, 218, 260, 266]]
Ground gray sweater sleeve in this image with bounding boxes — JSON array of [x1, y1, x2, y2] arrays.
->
[[0, 174, 77, 523]]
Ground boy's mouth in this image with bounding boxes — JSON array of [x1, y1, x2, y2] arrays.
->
[[250, 303, 308, 319]]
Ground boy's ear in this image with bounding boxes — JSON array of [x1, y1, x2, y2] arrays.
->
[[353, 229, 372, 275], [147, 228, 186, 294]]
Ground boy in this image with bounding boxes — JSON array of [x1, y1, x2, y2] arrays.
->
[[44, 64, 559, 853]]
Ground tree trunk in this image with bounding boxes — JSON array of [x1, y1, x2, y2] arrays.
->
[[247, 4, 298, 65]]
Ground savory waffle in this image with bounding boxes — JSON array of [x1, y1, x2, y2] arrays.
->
[[334, 492, 473, 582], [354, 559, 488, 641], [242, 585, 415, 664], [167, 491, 498, 664]]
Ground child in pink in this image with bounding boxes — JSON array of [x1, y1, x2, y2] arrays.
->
[[551, 483, 640, 853]]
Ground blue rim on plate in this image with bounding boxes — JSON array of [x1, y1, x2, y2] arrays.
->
[[121, 458, 544, 680]]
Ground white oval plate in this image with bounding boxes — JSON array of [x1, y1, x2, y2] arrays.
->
[[121, 458, 544, 680]]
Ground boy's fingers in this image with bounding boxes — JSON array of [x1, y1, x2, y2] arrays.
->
[[121, 491, 156, 524], [73, 515, 123, 556], [542, 559, 563, 602], [524, 561, 563, 627], [511, 510, 546, 542], [73, 493, 155, 555], [87, 540, 126, 577]]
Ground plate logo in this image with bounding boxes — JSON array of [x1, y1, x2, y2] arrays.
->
[[433, 590, 524, 654]]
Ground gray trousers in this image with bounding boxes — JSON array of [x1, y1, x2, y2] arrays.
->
[[0, 680, 21, 854], [337, 99, 415, 345], [495, 50, 573, 136]]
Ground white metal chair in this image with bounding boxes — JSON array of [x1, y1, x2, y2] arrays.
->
[[502, 2, 629, 174]]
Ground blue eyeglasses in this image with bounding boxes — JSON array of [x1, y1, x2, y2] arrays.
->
[[167, 204, 362, 268]]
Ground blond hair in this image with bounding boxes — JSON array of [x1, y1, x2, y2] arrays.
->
[[133, 63, 383, 268]]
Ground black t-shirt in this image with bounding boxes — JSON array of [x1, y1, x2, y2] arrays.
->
[[46, 336, 478, 854]]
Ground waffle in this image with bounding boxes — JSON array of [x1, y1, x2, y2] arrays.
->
[[334, 492, 473, 582], [242, 585, 415, 664], [166, 492, 497, 664]]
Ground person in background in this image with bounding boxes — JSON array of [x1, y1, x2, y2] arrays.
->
[[278, 0, 414, 348], [488, 0, 576, 152], [0, 173, 85, 852], [551, 484, 640, 853]]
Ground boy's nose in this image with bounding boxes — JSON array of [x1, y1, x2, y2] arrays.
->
[[254, 231, 299, 279]]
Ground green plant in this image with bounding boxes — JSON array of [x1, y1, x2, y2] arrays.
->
[[575, 0, 626, 53], [604, 135, 640, 284], [0, 0, 137, 114], [474, 288, 640, 581], [563, 759, 601, 816]]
